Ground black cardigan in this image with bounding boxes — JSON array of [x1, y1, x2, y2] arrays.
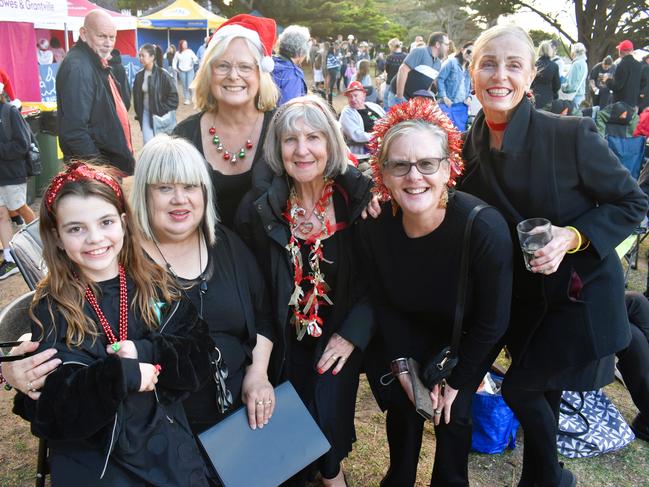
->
[[459, 99, 648, 371], [235, 166, 374, 382], [531, 56, 560, 109]]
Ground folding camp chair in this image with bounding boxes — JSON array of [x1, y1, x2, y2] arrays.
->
[[617, 217, 649, 286], [0, 291, 48, 487], [6, 221, 49, 487], [9, 219, 47, 291], [607, 135, 647, 179]]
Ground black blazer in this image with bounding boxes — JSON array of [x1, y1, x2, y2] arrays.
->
[[459, 99, 647, 371]]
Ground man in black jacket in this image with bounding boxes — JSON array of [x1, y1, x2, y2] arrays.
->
[[605, 40, 642, 108], [56, 10, 135, 174]]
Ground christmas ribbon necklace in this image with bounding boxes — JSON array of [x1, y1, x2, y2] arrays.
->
[[283, 179, 335, 340], [84, 264, 128, 352]]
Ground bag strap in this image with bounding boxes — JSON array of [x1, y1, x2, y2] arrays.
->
[[450, 204, 489, 356], [558, 391, 590, 437]]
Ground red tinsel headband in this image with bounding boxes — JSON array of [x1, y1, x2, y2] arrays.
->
[[367, 97, 464, 201], [44, 162, 124, 213]]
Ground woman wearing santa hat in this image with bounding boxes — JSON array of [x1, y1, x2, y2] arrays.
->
[[173, 14, 279, 229]]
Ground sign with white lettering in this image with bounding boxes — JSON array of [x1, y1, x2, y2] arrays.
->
[[0, 0, 67, 23]]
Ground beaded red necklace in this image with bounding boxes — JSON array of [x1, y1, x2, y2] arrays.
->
[[84, 264, 128, 352], [283, 180, 335, 340]]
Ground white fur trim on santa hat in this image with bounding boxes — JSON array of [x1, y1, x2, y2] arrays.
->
[[208, 24, 274, 72]]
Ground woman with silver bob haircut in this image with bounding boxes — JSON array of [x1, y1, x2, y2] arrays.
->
[[264, 95, 349, 178], [131, 135, 277, 469], [237, 95, 374, 486]]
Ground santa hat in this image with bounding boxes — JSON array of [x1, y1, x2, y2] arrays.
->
[[208, 14, 276, 72]]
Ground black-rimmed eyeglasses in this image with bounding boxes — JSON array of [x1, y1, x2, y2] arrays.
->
[[383, 158, 447, 177]]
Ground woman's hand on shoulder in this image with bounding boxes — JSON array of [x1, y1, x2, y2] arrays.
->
[[361, 194, 382, 220], [529, 225, 580, 275], [3, 342, 60, 399], [242, 369, 275, 430], [105, 340, 138, 360], [138, 363, 160, 392]]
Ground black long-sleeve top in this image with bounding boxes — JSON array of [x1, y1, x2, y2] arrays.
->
[[357, 191, 513, 390]]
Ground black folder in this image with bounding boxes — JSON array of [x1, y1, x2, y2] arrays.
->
[[197, 381, 331, 487]]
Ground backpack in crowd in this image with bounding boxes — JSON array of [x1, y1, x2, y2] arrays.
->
[[0, 103, 42, 177], [557, 390, 635, 458]]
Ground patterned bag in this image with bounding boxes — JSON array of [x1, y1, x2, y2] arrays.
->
[[557, 390, 635, 458]]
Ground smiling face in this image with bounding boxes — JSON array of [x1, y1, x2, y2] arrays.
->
[[147, 183, 205, 243], [55, 195, 124, 282], [210, 37, 260, 110], [382, 129, 450, 219], [471, 34, 535, 123], [281, 118, 329, 185]]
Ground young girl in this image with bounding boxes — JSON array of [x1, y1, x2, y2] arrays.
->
[[13, 163, 212, 486]]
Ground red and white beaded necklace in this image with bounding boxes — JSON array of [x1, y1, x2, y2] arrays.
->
[[84, 264, 128, 351]]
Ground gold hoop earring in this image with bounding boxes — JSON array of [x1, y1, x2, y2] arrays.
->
[[438, 188, 449, 209]]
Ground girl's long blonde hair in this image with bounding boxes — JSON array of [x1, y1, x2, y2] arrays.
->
[[31, 165, 177, 347]]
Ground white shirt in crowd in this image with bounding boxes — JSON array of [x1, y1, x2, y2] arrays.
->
[[173, 49, 198, 72]]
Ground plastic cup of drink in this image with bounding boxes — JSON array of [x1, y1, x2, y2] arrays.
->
[[516, 218, 553, 271]]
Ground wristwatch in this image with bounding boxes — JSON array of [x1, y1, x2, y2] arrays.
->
[[390, 357, 409, 376]]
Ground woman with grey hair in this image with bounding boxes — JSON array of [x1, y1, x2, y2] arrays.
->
[[562, 42, 588, 106], [272, 24, 311, 105], [131, 135, 276, 463], [531, 39, 561, 109], [237, 95, 374, 487]]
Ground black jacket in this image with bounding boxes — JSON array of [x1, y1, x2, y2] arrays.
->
[[236, 166, 375, 382], [56, 40, 135, 174], [607, 54, 643, 106], [14, 285, 212, 486], [531, 56, 560, 109], [0, 102, 30, 185], [133, 64, 179, 127], [107, 52, 131, 111], [459, 99, 647, 371]]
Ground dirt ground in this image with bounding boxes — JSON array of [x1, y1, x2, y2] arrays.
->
[[1, 81, 648, 486]]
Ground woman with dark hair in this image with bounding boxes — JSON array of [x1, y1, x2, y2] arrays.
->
[[133, 44, 179, 144], [531, 40, 560, 110], [436, 42, 473, 129]]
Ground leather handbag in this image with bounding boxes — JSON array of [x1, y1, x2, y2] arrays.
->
[[407, 358, 435, 420], [420, 204, 487, 390]]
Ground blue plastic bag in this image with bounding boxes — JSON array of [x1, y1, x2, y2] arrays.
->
[[471, 374, 519, 454]]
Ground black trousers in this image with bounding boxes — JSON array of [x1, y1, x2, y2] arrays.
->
[[500, 384, 563, 487], [619, 292, 649, 417], [380, 356, 494, 487]]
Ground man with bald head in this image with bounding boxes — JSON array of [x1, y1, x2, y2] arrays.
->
[[56, 9, 135, 174]]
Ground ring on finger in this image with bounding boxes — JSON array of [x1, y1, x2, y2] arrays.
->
[[264, 400, 272, 405], [256, 400, 264, 406], [433, 409, 442, 415]]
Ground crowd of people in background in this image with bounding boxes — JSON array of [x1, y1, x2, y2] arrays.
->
[[1, 8, 649, 487]]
